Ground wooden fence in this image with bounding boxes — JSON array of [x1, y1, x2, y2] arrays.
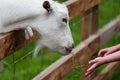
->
[[0, 0, 120, 80]]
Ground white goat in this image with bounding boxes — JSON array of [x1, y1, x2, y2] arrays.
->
[[0, 0, 74, 57]]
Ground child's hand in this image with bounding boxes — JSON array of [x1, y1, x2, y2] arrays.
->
[[85, 44, 120, 77], [98, 46, 119, 57], [85, 57, 105, 77]]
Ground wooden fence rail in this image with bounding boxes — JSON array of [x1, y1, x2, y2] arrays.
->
[[65, 0, 104, 19]]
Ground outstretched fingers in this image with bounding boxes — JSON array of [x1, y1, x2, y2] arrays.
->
[[85, 57, 104, 77], [85, 63, 98, 77]]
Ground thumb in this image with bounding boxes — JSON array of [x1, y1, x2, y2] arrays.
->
[[104, 51, 111, 56]]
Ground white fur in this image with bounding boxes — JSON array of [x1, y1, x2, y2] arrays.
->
[[0, 0, 74, 57]]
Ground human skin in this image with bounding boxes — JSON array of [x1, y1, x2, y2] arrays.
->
[[85, 44, 120, 77]]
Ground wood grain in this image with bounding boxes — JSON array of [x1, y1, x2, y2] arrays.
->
[[65, 0, 104, 19]]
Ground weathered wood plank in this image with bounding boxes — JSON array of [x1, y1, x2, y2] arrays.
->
[[81, 5, 98, 40], [99, 16, 120, 47], [93, 62, 120, 80], [81, 5, 99, 80], [33, 16, 120, 80], [0, 30, 38, 60], [65, 0, 104, 19]]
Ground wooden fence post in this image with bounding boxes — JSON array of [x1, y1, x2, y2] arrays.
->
[[81, 5, 98, 40], [81, 5, 99, 80]]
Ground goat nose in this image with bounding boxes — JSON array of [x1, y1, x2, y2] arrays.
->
[[65, 44, 74, 53], [65, 47, 72, 53]]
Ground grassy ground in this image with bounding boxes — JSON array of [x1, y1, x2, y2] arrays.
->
[[0, 0, 120, 80]]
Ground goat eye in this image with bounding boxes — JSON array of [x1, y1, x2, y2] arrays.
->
[[62, 18, 67, 23]]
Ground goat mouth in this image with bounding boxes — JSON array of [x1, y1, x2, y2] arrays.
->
[[61, 51, 72, 56]]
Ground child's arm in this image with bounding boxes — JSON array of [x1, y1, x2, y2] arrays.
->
[[85, 50, 120, 77]]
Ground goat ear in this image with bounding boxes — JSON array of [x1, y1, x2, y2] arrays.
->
[[43, 1, 52, 13]]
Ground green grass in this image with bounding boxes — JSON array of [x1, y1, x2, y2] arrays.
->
[[0, 0, 120, 80]]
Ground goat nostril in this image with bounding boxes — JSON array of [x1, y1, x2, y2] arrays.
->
[[65, 47, 72, 52], [65, 44, 74, 53]]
